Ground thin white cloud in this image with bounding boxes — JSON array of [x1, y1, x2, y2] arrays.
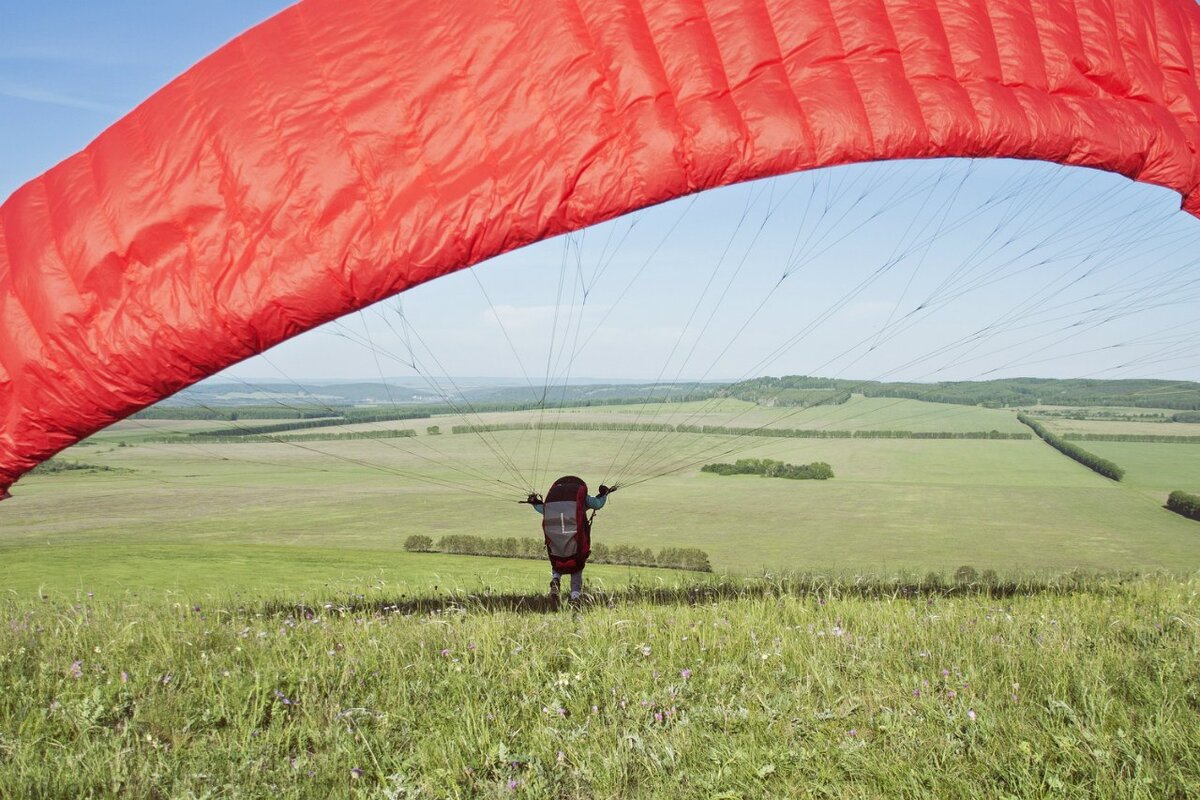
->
[[0, 82, 122, 114], [0, 44, 136, 66]]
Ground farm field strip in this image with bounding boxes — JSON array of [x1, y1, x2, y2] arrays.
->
[[5, 396, 1200, 585]]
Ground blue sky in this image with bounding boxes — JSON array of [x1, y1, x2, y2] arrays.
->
[[3, 2, 1198, 386]]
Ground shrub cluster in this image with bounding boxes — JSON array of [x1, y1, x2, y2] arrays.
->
[[1167, 491, 1200, 521], [701, 458, 833, 480], [1018, 414, 1124, 481], [1173, 411, 1200, 423], [404, 534, 712, 572], [29, 459, 118, 475]]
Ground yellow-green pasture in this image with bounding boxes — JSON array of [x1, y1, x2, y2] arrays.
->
[[4, 398, 1199, 600]]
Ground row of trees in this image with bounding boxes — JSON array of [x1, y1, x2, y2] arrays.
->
[[716, 376, 1200, 410], [29, 459, 118, 475], [1064, 433, 1200, 444], [196, 410, 430, 437], [701, 458, 834, 480], [1172, 412, 1200, 423], [1018, 414, 1125, 481], [142, 429, 416, 445], [403, 535, 712, 572], [717, 377, 853, 408], [132, 405, 344, 421], [449, 422, 1030, 440], [1167, 491, 1200, 521], [865, 378, 1200, 410]]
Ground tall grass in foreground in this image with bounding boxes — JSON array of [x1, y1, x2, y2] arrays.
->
[[2, 574, 1199, 798]]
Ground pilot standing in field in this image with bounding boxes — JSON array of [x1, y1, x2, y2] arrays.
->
[[526, 476, 613, 602]]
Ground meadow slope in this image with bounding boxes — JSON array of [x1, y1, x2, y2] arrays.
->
[[2, 575, 1198, 798]]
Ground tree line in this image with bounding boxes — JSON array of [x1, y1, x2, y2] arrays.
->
[[1064, 433, 1200, 444], [449, 422, 1030, 440], [195, 410, 431, 437], [716, 375, 1200, 410], [716, 377, 853, 407], [140, 429, 417, 445], [132, 406, 344, 421], [1017, 414, 1125, 481], [403, 534, 712, 572], [701, 458, 834, 480], [1167, 491, 1200, 522]]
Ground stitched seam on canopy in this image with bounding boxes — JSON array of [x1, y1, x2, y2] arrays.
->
[[976, 0, 1038, 149], [928, 0, 986, 136], [870, 0, 935, 149], [177, 49, 269, 362], [491, 0, 584, 241], [751, 0, 822, 163], [819, 0, 878, 157], [626, 0, 705, 191], [294, 4, 387, 252]]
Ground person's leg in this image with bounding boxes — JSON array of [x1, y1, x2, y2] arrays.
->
[[549, 568, 562, 595], [569, 569, 583, 599]]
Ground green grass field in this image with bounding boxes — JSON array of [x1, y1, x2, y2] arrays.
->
[[1038, 416, 1200, 438], [6, 397, 1200, 585], [1072, 441, 1200, 500], [4, 397, 1200, 797], [3, 575, 1198, 798]]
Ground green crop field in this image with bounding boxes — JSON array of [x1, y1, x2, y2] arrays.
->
[[1070, 441, 1200, 501], [5, 397, 1200, 797], [5, 397, 1199, 586], [1038, 416, 1200, 438], [462, 395, 1032, 434]]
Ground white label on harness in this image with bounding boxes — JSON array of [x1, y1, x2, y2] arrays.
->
[[544, 500, 578, 557]]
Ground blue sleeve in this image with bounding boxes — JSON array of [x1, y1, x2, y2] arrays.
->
[[585, 494, 606, 510], [531, 503, 544, 514]]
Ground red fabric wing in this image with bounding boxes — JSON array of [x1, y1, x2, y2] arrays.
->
[[4, 0, 1200, 495]]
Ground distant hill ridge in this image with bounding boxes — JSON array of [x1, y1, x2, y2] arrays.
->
[[718, 376, 1200, 411], [147, 375, 1200, 411]]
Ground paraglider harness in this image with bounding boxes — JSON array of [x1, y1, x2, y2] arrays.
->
[[523, 476, 613, 574]]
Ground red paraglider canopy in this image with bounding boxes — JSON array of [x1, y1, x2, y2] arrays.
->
[[3, 0, 1200, 498]]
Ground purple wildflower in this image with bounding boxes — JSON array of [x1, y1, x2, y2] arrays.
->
[[681, 668, 692, 679], [68, 660, 83, 679], [967, 709, 977, 721], [350, 767, 364, 778]]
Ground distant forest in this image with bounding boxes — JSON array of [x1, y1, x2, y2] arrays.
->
[[134, 375, 1200, 418], [718, 376, 1200, 411]]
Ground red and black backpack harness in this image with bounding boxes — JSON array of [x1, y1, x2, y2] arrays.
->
[[540, 475, 592, 574]]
